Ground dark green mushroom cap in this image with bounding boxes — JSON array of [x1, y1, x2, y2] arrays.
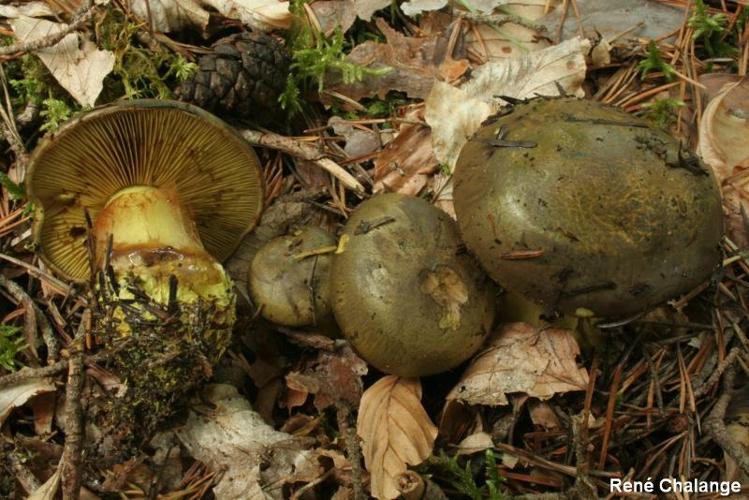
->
[[453, 97, 724, 318], [249, 226, 336, 327], [330, 193, 496, 377], [26, 99, 263, 281]]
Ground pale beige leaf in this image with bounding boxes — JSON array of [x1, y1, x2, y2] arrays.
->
[[27, 465, 61, 500], [10, 16, 114, 107], [355, 0, 391, 21], [130, 0, 210, 34], [358, 376, 438, 500], [401, 0, 447, 17], [447, 323, 589, 406], [455, 431, 494, 456], [0, 2, 55, 18], [131, 0, 290, 33], [425, 36, 589, 168], [202, 0, 291, 30], [697, 78, 749, 246], [0, 377, 56, 426], [175, 384, 308, 499]]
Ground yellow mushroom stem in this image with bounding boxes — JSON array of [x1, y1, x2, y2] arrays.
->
[[93, 185, 205, 262], [92, 185, 235, 336]]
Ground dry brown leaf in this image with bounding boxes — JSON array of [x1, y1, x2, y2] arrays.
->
[[373, 112, 438, 196], [447, 323, 589, 406], [10, 16, 114, 107], [329, 116, 382, 158], [27, 465, 61, 500], [528, 400, 561, 429], [697, 78, 749, 246], [308, 0, 357, 35], [425, 36, 589, 168], [286, 345, 368, 411], [357, 376, 438, 499], [326, 18, 469, 102], [0, 378, 56, 426], [455, 431, 494, 456]]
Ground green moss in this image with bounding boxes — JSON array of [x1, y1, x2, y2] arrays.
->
[[281, 6, 392, 115], [97, 5, 198, 101], [0, 324, 25, 372]]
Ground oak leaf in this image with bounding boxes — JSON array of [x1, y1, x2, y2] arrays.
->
[[447, 323, 589, 406], [357, 376, 437, 499]]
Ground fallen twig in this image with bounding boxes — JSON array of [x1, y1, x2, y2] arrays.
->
[[337, 405, 366, 500], [705, 366, 749, 478], [60, 310, 89, 500], [0, 5, 97, 58], [239, 129, 366, 196]]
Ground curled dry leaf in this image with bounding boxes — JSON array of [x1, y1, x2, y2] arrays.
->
[[285, 344, 368, 411], [0, 378, 56, 426], [27, 465, 61, 500], [425, 36, 589, 168], [528, 400, 561, 429], [697, 78, 749, 246], [455, 431, 494, 456], [357, 376, 438, 499], [10, 16, 115, 107], [447, 323, 589, 406], [374, 110, 438, 195], [308, 0, 357, 35]]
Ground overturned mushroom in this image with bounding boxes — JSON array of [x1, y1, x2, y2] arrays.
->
[[26, 99, 263, 437]]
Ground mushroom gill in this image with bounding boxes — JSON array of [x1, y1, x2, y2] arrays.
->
[[27, 99, 263, 281]]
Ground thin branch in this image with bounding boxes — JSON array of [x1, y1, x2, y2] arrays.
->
[[0, 5, 97, 57], [705, 366, 749, 478], [60, 310, 90, 500], [239, 129, 366, 196]]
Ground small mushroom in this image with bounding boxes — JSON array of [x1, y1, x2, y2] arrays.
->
[[330, 193, 496, 377], [453, 97, 723, 318], [26, 99, 263, 436], [249, 226, 336, 328]]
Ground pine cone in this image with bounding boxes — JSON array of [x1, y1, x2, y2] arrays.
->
[[176, 31, 290, 124]]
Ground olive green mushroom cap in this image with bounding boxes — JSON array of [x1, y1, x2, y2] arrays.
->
[[453, 97, 723, 318], [26, 99, 263, 281], [249, 227, 335, 327], [330, 193, 496, 377]]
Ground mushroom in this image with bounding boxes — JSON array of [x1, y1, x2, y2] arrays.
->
[[249, 226, 336, 329], [330, 193, 496, 377], [26, 99, 263, 435], [453, 97, 723, 318]]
